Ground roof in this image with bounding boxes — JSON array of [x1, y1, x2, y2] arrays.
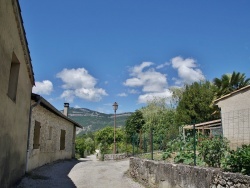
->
[[214, 85, 250, 104], [14, 0, 35, 85], [31, 93, 82, 128], [183, 119, 221, 130]]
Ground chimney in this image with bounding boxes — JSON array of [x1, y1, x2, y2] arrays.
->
[[64, 103, 69, 117]]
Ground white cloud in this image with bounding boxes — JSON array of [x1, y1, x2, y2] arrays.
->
[[75, 88, 107, 101], [156, 62, 170, 69], [32, 80, 53, 95], [130, 62, 154, 76], [138, 89, 172, 104], [117, 93, 127, 97], [170, 56, 205, 85], [124, 62, 170, 104], [124, 62, 168, 93], [56, 68, 108, 102], [56, 68, 96, 89], [60, 90, 75, 103], [124, 57, 205, 104], [124, 77, 143, 87], [128, 89, 140, 94]]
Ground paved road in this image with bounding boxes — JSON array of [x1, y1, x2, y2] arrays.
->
[[17, 155, 144, 188]]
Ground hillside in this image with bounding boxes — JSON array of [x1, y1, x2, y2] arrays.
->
[[66, 108, 132, 135]]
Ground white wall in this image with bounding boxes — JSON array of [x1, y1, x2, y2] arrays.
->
[[216, 88, 250, 149]]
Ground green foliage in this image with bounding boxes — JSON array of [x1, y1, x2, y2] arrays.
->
[[171, 135, 194, 165], [198, 136, 229, 167], [162, 134, 205, 166], [140, 98, 168, 130], [169, 87, 185, 108], [99, 142, 110, 155], [221, 145, 250, 175], [95, 126, 115, 146], [162, 151, 171, 160], [213, 71, 250, 99], [140, 98, 178, 149], [174, 151, 194, 165], [95, 126, 125, 154], [175, 81, 217, 126], [85, 137, 95, 155], [75, 131, 96, 157], [75, 137, 86, 158], [125, 110, 145, 141]]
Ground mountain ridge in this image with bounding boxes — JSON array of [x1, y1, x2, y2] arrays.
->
[[65, 107, 132, 135]]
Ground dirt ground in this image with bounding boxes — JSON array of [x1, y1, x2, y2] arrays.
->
[[17, 155, 144, 188]]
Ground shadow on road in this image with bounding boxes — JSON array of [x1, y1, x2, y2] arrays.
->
[[17, 158, 86, 188]]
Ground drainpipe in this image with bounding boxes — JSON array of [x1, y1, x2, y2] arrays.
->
[[25, 96, 42, 172]]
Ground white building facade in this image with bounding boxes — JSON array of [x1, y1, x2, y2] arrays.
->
[[214, 85, 250, 149]]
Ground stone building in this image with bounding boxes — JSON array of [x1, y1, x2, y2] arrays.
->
[[214, 85, 250, 149], [0, 0, 35, 187], [26, 93, 82, 172]]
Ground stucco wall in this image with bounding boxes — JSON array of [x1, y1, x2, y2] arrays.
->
[[216, 89, 250, 112], [0, 0, 33, 187], [27, 103, 75, 171], [216, 89, 250, 149], [129, 158, 250, 188]]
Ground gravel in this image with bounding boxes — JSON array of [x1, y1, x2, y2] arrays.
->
[[17, 155, 144, 188]]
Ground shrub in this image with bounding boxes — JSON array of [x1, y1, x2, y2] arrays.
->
[[221, 145, 250, 175], [75, 137, 86, 158], [162, 151, 171, 160], [174, 151, 194, 165], [198, 136, 229, 167]]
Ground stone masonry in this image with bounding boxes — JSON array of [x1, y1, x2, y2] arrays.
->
[[27, 101, 75, 171], [129, 157, 250, 188]]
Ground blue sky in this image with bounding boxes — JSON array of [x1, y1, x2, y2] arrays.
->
[[19, 0, 250, 114]]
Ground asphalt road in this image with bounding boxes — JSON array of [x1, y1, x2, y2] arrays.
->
[[17, 155, 144, 188]]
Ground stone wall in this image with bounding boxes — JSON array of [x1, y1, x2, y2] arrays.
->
[[104, 153, 127, 161], [27, 102, 75, 171], [129, 157, 250, 188]]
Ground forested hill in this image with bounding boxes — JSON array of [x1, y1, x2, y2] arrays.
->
[[65, 108, 132, 135]]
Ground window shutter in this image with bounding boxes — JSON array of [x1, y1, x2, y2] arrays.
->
[[60, 130, 66, 150], [33, 121, 41, 149]]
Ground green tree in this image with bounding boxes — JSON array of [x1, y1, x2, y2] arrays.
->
[[175, 81, 217, 125], [125, 110, 145, 140], [85, 137, 95, 155], [95, 126, 124, 154], [75, 137, 86, 158], [140, 98, 177, 149], [95, 126, 114, 146], [140, 98, 166, 131], [213, 71, 250, 98], [169, 86, 184, 108]]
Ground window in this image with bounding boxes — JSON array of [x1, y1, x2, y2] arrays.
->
[[60, 130, 66, 150], [7, 53, 20, 102], [48, 126, 52, 140], [33, 121, 41, 149]]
